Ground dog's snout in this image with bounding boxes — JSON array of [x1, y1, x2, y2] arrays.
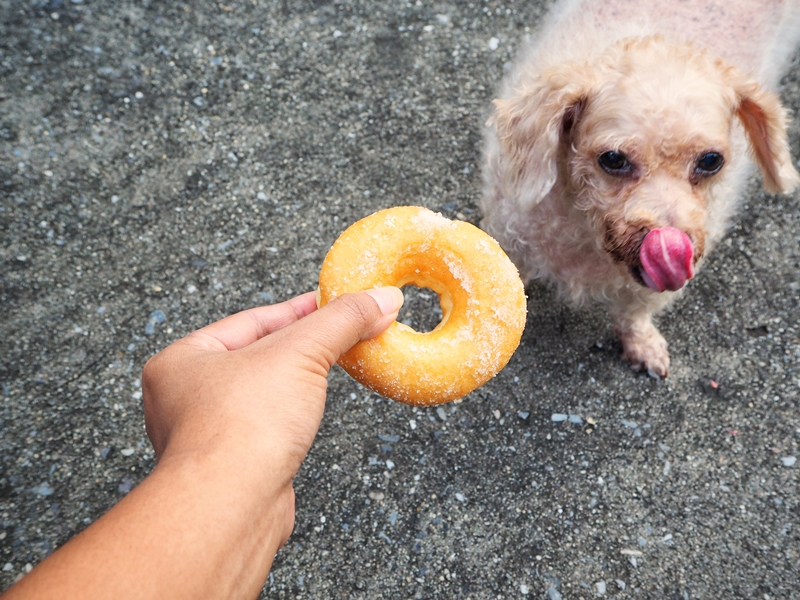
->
[[602, 219, 648, 266], [603, 216, 704, 290]]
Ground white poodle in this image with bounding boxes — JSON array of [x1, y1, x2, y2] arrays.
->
[[480, 0, 800, 377]]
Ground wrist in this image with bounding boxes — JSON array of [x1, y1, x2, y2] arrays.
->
[[155, 437, 297, 543], [157, 415, 306, 482], [157, 434, 295, 495]]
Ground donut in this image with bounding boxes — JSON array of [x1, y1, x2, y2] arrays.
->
[[317, 206, 527, 406]]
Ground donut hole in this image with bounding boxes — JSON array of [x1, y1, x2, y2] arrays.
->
[[398, 285, 443, 333]]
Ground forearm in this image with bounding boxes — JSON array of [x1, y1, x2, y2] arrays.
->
[[3, 449, 292, 600]]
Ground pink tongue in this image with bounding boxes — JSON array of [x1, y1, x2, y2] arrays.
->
[[639, 227, 695, 292]]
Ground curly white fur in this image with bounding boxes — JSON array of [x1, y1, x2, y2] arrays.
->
[[481, 0, 800, 376]]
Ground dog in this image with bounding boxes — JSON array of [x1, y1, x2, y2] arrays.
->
[[480, 0, 800, 377]]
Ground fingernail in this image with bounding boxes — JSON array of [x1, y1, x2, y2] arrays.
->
[[366, 286, 404, 315]]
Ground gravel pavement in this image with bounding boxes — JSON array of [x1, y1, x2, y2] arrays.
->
[[2, 1, 800, 598]]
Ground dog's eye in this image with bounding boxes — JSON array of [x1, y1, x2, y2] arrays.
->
[[695, 152, 724, 176], [598, 151, 632, 175]]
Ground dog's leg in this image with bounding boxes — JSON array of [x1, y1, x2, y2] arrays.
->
[[609, 302, 670, 378]]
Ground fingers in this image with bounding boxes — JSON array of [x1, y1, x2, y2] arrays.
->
[[277, 287, 404, 368], [337, 287, 405, 342], [175, 286, 401, 366], [185, 292, 319, 351]]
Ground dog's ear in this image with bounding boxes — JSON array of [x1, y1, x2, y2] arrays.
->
[[489, 65, 593, 210], [732, 78, 800, 194]]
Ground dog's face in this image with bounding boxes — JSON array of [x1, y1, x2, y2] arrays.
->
[[492, 36, 799, 292], [569, 55, 735, 291]]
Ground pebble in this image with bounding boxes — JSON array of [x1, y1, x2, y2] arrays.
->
[[455, 492, 466, 503], [488, 37, 499, 50], [621, 419, 638, 429], [520, 584, 529, 595], [145, 310, 166, 335], [2, 563, 12, 572], [436, 407, 447, 421], [120, 448, 135, 457], [547, 587, 563, 600], [378, 433, 400, 443], [31, 482, 54, 496], [568, 414, 583, 424], [596, 581, 606, 595], [616, 580, 627, 590], [551, 413, 568, 422], [781, 456, 797, 467]]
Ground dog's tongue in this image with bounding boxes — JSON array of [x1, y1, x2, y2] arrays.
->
[[639, 227, 694, 292]]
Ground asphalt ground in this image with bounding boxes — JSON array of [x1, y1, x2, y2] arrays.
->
[[1, 1, 799, 598]]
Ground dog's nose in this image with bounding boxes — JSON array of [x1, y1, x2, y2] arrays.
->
[[638, 227, 694, 292]]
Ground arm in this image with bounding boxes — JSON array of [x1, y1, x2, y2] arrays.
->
[[2, 288, 403, 600]]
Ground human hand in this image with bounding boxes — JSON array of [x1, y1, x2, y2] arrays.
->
[[143, 287, 403, 474], [142, 287, 403, 544], [141, 287, 404, 542]]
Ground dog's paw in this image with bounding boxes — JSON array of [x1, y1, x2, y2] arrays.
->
[[618, 326, 670, 378]]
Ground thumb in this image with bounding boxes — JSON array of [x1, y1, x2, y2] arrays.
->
[[278, 286, 404, 369]]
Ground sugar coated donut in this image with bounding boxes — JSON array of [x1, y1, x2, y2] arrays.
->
[[317, 206, 527, 406]]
